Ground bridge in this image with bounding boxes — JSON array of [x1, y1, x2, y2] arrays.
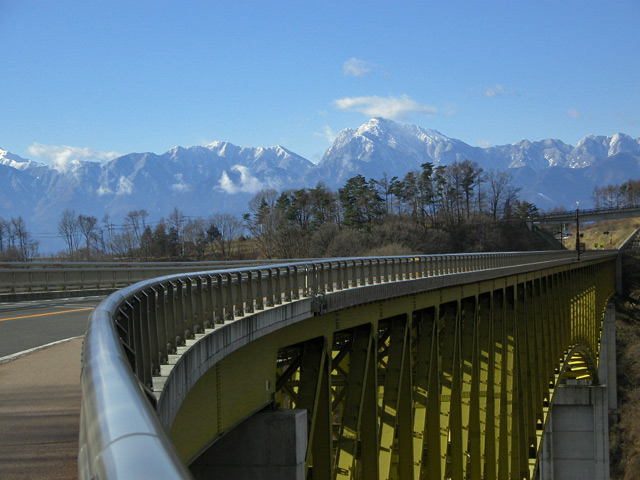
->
[[77, 250, 619, 480], [528, 206, 640, 226]]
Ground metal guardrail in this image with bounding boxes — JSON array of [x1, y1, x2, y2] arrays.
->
[[0, 260, 292, 294], [535, 205, 640, 220], [530, 206, 640, 226], [618, 228, 640, 251], [77, 251, 610, 479]]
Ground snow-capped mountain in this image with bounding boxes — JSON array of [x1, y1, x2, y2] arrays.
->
[[2, 118, 639, 252], [309, 118, 483, 186]]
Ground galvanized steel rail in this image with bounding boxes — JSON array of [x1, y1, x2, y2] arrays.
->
[[78, 250, 601, 479], [0, 260, 285, 294]]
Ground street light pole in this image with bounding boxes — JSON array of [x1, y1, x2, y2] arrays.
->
[[575, 203, 581, 262]]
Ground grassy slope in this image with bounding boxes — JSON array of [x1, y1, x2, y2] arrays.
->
[[558, 217, 640, 251]]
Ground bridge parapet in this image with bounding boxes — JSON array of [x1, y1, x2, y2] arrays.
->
[[78, 251, 617, 479]]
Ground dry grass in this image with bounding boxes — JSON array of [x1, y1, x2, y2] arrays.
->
[[559, 217, 640, 251]]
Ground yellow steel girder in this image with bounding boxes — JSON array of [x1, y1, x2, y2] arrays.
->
[[170, 257, 616, 479]]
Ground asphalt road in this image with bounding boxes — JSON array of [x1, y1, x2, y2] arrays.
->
[[0, 296, 104, 358]]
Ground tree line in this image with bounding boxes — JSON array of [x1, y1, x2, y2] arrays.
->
[[56, 208, 244, 261], [592, 179, 640, 209], [244, 160, 540, 258]]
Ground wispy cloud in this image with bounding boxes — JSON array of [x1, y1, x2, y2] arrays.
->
[[314, 125, 336, 143], [476, 139, 492, 148], [333, 95, 438, 120], [343, 57, 374, 77], [483, 84, 519, 98], [485, 84, 506, 97], [617, 113, 639, 126], [27, 143, 120, 173], [567, 108, 582, 119], [218, 165, 264, 194], [97, 185, 113, 196]]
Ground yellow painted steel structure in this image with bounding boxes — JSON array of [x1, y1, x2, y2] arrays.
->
[[163, 255, 616, 480]]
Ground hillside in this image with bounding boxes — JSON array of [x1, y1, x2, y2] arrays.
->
[[611, 251, 640, 479], [558, 218, 640, 251]]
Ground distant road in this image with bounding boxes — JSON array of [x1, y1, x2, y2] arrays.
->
[[0, 296, 104, 358]]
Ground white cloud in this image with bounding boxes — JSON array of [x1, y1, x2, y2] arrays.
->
[[483, 84, 520, 98], [476, 139, 492, 148], [171, 173, 191, 192], [343, 57, 373, 77], [314, 125, 336, 143], [116, 176, 133, 195], [27, 143, 120, 173], [567, 108, 582, 119], [97, 185, 113, 196], [485, 84, 506, 97], [333, 95, 438, 120], [218, 165, 264, 194], [443, 102, 458, 117]]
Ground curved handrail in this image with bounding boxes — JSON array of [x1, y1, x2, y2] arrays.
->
[[78, 250, 613, 479]]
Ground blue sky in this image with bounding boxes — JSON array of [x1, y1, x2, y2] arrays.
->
[[2, 1, 639, 166]]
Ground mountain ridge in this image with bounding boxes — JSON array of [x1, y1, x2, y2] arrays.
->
[[1, 118, 639, 252]]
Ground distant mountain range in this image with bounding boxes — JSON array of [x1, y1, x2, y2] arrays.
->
[[2, 117, 639, 252]]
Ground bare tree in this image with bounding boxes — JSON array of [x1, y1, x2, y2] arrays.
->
[[58, 209, 81, 257], [111, 232, 134, 259], [208, 213, 244, 260], [166, 208, 185, 257], [124, 209, 148, 250], [0, 217, 8, 253], [77, 214, 99, 259], [11, 217, 38, 260], [487, 170, 513, 220], [248, 189, 279, 215], [183, 218, 207, 259]]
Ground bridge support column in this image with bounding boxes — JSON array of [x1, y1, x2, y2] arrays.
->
[[189, 409, 307, 480], [538, 304, 616, 480]]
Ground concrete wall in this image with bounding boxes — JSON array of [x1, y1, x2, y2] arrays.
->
[[539, 385, 610, 480], [538, 304, 616, 479]]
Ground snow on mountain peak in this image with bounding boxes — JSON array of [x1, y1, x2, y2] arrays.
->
[[0, 148, 39, 170], [609, 133, 640, 156]]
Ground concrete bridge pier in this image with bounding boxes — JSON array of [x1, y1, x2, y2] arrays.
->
[[538, 304, 616, 480], [189, 409, 307, 480]]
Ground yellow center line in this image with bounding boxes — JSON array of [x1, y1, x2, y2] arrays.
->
[[0, 307, 94, 323]]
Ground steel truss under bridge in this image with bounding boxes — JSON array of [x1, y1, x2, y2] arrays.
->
[[79, 251, 617, 480]]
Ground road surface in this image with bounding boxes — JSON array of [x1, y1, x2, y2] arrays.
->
[[0, 296, 103, 359], [0, 296, 105, 480]]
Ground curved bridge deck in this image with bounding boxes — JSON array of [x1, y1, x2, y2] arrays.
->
[[79, 251, 618, 480]]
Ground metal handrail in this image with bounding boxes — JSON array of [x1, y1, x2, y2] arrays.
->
[[78, 251, 613, 479]]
